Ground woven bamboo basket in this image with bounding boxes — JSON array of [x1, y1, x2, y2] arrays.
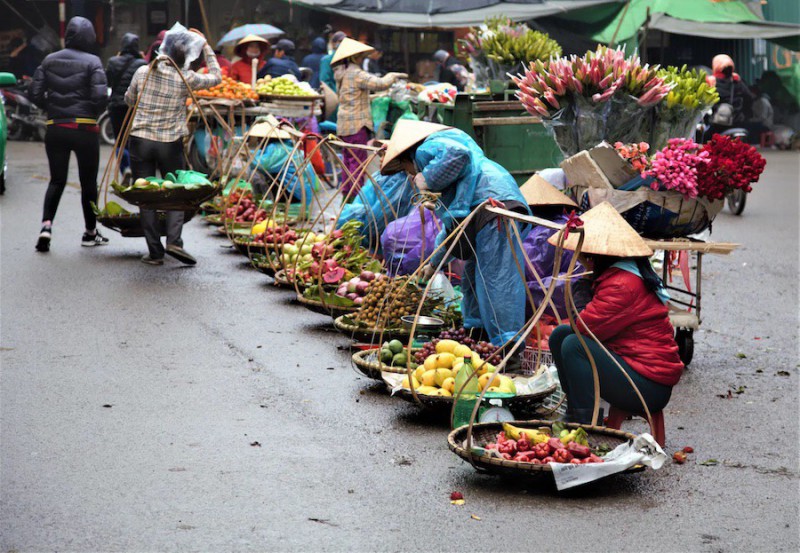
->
[[332, 315, 411, 344], [97, 211, 196, 237], [351, 348, 423, 379], [296, 293, 358, 318], [231, 236, 267, 257], [252, 257, 276, 277], [272, 269, 297, 289], [115, 183, 222, 212], [387, 378, 557, 417], [448, 420, 643, 478]]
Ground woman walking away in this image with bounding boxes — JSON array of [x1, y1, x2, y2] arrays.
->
[[31, 16, 109, 252], [333, 37, 406, 196], [106, 33, 146, 185], [125, 27, 221, 266]]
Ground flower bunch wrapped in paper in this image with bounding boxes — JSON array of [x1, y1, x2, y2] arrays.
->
[[513, 46, 671, 156], [650, 66, 720, 150], [461, 17, 561, 88]]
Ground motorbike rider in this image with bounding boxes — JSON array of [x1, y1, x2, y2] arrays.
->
[[708, 54, 754, 131], [106, 33, 146, 184]]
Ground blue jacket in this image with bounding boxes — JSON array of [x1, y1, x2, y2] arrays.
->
[[258, 56, 301, 80], [301, 38, 326, 89], [31, 17, 107, 120], [319, 53, 336, 92], [415, 129, 528, 230]]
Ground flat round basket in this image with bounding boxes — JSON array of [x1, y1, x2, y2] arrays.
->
[[231, 237, 267, 257], [98, 211, 196, 237], [272, 269, 297, 289], [252, 258, 276, 277], [115, 184, 222, 212], [296, 293, 358, 318], [332, 315, 412, 344], [448, 420, 643, 478], [388, 379, 557, 417], [259, 93, 323, 102], [203, 213, 223, 225], [351, 348, 422, 380]]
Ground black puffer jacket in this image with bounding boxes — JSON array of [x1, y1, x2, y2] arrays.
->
[[106, 33, 146, 108], [31, 17, 107, 120]]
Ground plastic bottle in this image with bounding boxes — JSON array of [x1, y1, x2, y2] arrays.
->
[[452, 356, 480, 429]]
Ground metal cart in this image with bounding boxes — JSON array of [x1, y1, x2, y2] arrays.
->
[[644, 239, 740, 366]]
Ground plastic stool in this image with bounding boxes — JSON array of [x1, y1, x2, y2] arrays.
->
[[760, 131, 775, 148], [606, 406, 665, 447]]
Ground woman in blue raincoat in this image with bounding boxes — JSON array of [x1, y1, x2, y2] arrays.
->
[[336, 170, 415, 252], [250, 120, 319, 206], [380, 120, 531, 348]]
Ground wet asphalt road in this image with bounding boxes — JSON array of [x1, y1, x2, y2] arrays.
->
[[1, 141, 798, 552]]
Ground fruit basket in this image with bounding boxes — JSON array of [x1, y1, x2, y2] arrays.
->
[[383, 372, 557, 417], [113, 181, 222, 212], [448, 420, 643, 478], [203, 213, 223, 225], [252, 255, 277, 277], [272, 269, 296, 289], [93, 202, 195, 237], [351, 347, 423, 379], [333, 315, 411, 344], [231, 236, 268, 257], [296, 293, 358, 318]]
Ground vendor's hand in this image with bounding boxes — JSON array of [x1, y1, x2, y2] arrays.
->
[[413, 172, 428, 191], [419, 263, 436, 283], [388, 72, 408, 82]]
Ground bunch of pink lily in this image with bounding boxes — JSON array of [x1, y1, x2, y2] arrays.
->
[[514, 46, 673, 118]]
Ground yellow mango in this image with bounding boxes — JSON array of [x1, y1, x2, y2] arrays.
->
[[435, 353, 456, 369], [434, 368, 453, 387], [435, 339, 459, 354]]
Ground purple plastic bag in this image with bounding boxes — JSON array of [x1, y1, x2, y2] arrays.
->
[[381, 210, 442, 276], [522, 214, 581, 319]]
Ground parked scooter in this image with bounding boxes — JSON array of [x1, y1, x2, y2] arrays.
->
[[2, 77, 46, 141], [696, 105, 749, 215]]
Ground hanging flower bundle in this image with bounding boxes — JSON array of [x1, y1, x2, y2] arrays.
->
[[696, 134, 767, 200], [636, 135, 765, 201], [513, 46, 672, 155]]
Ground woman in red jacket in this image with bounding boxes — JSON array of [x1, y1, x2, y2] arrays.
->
[[229, 35, 268, 85], [547, 202, 684, 423]]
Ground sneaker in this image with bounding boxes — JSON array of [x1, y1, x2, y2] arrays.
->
[[82, 230, 109, 247], [165, 245, 197, 265], [141, 255, 164, 266], [35, 226, 51, 252]]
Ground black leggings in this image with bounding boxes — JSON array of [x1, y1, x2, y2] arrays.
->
[[129, 136, 185, 257], [42, 126, 100, 230]]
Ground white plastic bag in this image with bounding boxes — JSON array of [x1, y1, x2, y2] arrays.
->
[[159, 23, 205, 70]]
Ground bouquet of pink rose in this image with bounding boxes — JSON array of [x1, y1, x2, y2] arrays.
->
[[643, 138, 710, 199]]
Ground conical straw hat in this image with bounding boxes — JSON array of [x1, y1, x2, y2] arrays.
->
[[547, 201, 653, 257], [380, 119, 452, 174], [331, 38, 374, 65], [249, 115, 292, 140], [520, 174, 577, 208], [236, 34, 269, 47]]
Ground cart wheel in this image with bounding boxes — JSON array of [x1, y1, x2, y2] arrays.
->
[[726, 189, 746, 216], [675, 328, 694, 366]]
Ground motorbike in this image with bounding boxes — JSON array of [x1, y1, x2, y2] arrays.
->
[[696, 105, 749, 216], [2, 76, 46, 141]]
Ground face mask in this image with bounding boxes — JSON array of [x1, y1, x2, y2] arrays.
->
[[246, 45, 261, 58]]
